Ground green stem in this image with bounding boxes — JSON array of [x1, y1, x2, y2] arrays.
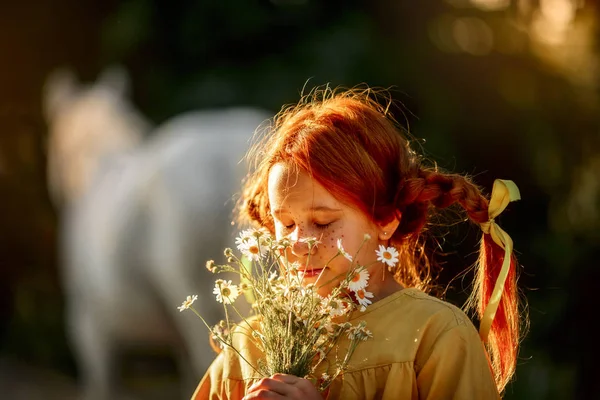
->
[[188, 306, 261, 376]]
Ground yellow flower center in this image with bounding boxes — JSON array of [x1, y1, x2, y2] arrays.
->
[[222, 288, 231, 297], [356, 290, 365, 299], [383, 252, 392, 260], [351, 273, 360, 282], [249, 245, 259, 254]]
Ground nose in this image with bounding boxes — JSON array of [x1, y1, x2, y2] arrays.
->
[[288, 228, 318, 258], [291, 239, 311, 257]]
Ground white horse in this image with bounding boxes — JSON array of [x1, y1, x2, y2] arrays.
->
[[44, 67, 269, 399]]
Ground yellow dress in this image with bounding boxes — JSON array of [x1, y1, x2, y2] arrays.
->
[[192, 288, 501, 399]]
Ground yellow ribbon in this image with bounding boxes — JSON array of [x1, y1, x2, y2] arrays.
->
[[478, 179, 521, 342]]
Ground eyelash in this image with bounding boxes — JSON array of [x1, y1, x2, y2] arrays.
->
[[283, 222, 332, 230], [316, 222, 332, 230]]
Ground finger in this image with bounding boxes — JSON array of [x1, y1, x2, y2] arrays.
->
[[248, 377, 283, 392], [247, 379, 262, 393], [242, 388, 286, 399], [271, 375, 323, 399], [270, 373, 299, 384], [247, 377, 301, 397], [248, 377, 280, 392]]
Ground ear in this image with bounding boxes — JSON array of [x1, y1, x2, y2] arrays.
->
[[97, 65, 130, 98], [377, 212, 401, 241], [43, 67, 78, 121]]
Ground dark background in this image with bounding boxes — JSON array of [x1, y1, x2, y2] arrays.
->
[[0, 0, 598, 398]]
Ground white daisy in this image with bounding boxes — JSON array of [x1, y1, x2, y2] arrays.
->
[[276, 237, 292, 250], [177, 295, 198, 312], [251, 227, 270, 239], [355, 289, 374, 309], [321, 296, 350, 317], [336, 238, 353, 261], [362, 329, 374, 341], [347, 323, 373, 341], [238, 237, 268, 261], [268, 271, 279, 282], [375, 245, 399, 268], [283, 284, 303, 297], [298, 237, 321, 247], [348, 268, 370, 292], [235, 229, 254, 248], [213, 280, 240, 304], [286, 261, 304, 282]]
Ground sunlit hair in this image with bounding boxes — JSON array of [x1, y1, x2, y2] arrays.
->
[[238, 85, 522, 393]]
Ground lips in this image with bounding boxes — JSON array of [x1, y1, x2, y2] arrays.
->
[[299, 267, 324, 278]]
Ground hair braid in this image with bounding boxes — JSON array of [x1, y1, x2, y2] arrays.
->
[[393, 169, 519, 393]]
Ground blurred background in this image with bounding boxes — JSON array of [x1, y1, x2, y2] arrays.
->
[[1, 0, 598, 399]]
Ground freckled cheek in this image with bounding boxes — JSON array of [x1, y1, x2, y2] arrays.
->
[[318, 230, 337, 252], [326, 232, 335, 249]]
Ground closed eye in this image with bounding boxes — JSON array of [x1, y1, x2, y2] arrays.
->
[[315, 222, 332, 230], [281, 222, 333, 230]]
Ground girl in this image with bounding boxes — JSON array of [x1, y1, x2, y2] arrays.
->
[[193, 87, 524, 399]]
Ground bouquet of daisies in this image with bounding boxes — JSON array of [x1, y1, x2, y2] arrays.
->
[[178, 228, 399, 391]]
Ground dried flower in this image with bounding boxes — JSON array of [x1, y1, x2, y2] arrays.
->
[[211, 321, 231, 349], [206, 260, 217, 273]]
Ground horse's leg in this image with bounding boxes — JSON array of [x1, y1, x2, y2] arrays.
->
[[145, 184, 225, 398], [67, 302, 117, 400], [62, 209, 120, 400]]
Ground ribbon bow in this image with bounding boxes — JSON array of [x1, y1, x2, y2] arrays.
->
[[478, 179, 521, 342]]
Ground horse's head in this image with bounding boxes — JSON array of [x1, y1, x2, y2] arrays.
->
[[43, 66, 151, 207]]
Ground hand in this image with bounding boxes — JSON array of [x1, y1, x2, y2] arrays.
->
[[243, 374, 324, 400]]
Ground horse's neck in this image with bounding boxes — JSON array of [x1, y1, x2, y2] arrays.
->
[[63, 108, 150, 207]]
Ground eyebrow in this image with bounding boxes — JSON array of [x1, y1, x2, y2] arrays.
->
[[272, 206, 343, 215]]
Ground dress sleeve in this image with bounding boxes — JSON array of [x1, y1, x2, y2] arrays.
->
[[190, 352, 248, 400], [415, 324, 501, 400]]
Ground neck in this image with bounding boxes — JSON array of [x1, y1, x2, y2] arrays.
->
[[369, 267, 404, 302]]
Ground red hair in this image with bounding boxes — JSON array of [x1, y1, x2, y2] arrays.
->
[[239, 86, 522, 392]]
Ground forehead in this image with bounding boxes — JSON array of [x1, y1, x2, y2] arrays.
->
[[267, 163, 339, 209]]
